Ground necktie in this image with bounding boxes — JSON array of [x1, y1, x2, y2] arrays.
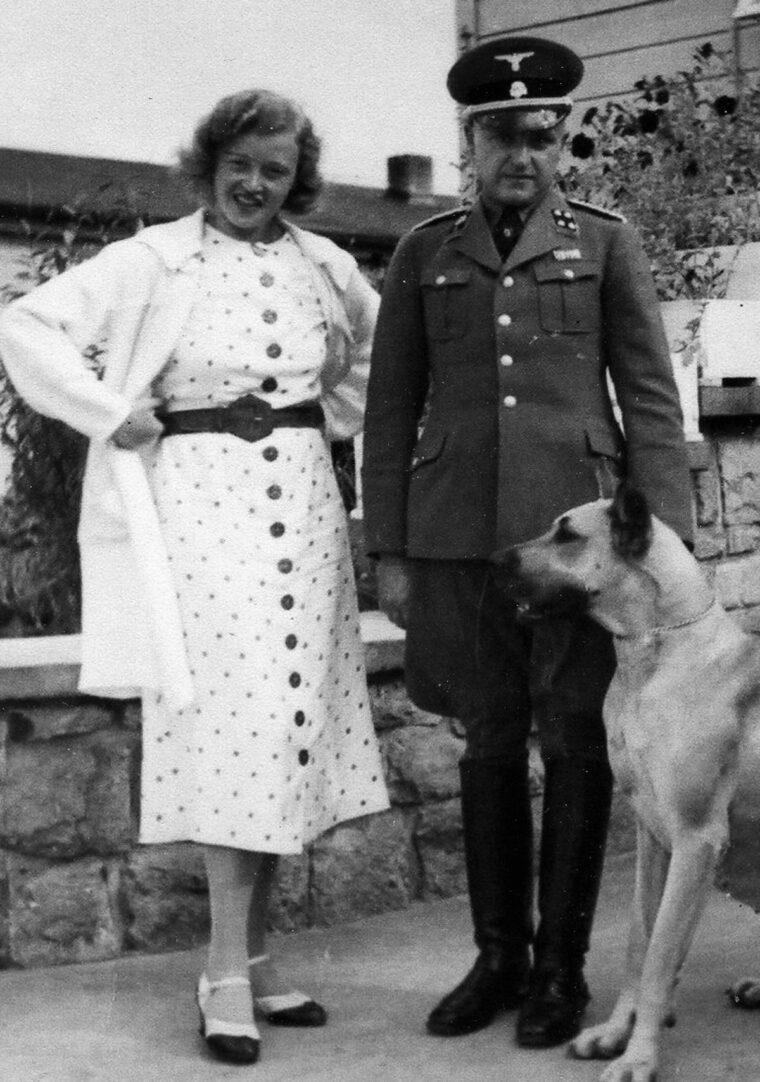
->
[[493, 208, 523, 262]]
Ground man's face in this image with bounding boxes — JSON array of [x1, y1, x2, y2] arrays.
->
[[469, 113, 565, 211]]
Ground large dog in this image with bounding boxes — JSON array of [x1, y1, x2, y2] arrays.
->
[[497, 485, 760, 1082]]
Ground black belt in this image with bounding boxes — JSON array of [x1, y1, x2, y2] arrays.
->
[[159, 394, 324, 443]]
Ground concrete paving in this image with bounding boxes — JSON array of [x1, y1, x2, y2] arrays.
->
[[0, 852, 758, 1082]]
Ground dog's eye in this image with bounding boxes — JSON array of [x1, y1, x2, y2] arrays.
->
[[555, 518, 583, 544]]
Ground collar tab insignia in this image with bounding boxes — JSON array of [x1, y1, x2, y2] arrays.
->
[[552, 208, 578, 233]]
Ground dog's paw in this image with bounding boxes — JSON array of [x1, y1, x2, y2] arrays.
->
[[570, 1019, 632, 1061], [598, 1053, 660, 1082], [727, 976, 760, 1008]]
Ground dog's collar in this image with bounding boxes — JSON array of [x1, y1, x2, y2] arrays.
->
[[613, 597, 718, 641]]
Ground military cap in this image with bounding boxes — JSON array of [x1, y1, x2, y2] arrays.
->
[[447, 35, 583, 126]]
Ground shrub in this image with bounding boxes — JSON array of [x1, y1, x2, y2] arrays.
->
[[560, 43, 760, 299]]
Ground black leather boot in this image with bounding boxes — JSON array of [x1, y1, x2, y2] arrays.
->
[[427, 756, 534, 1037], [516, 756, 613, 1048]]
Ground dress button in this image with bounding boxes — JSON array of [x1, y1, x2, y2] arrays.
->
[[435, 274, 446, 285], [261, 376, 278, 392], [289, 672, 302, 688], [298, 749, 309, 766], [503, 276, 514, 287], [563, 269, 575, 280], [262, 308, 278, 323], [500, 354, 514, 367], [278, 558, 293, 574], [263, 445, 278, 461], [270, 521, 285, 538], [266, 343, 282, 359], [260, 272, 274, 287], [280, 594, 294, 610], [503, 395, 517, 408], [285, 634, 298, 649], [498, 313, 512, 327], [294, 710, 305, 726], [267, 484, 282, 500]]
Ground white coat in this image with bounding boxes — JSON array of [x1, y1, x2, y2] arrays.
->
[[0, 210, 379, 710]]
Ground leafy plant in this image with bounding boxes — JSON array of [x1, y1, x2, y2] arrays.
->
[[561, 43, 760, 299], [0, 197, 143, 634]]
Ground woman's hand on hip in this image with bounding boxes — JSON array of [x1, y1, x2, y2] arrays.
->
[[377, 555, 413, 629], [110, 398, 164, 449]]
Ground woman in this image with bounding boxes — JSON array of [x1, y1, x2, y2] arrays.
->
[[0, 89, 389, 1065]]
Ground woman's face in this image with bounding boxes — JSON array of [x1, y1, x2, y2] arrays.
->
[[208, 128, 300, 241]]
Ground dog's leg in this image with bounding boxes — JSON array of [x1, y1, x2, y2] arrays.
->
[[596, 835, 719, 1082], [571, 821, 669, 1062]]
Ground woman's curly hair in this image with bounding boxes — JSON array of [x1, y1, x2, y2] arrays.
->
[[177, 89, 323, 214]]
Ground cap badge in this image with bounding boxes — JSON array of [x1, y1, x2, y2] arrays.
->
[[509, 81, 528, 99], [495, 51, 535, 72], [552, 208, 578, 233]]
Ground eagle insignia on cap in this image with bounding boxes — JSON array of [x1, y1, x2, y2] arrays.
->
[[552, 208, 578, 233]]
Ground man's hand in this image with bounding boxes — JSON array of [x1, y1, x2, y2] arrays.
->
[[110, 399, 164, 449], [377, 555, 413, 629]]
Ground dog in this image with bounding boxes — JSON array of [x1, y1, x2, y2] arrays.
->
[[496, 484, 760, 1082]]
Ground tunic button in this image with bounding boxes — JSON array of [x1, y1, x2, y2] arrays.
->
[[270, 521, 285, 537], [263, 445, 278, 461], [266, 343, 282, 358], [262, 308, 278, 323], [294, 710, 305, 726], [435, 274, 446, 285], [280, 594, 294, 610], [285, 634, 298, 649], [298, 749, 309, 766], [500, 354, 514, 367], [498, 314, 512, 327], [278, 558, 293, 574], [563, 269, 575, 279], [503, 395, 517, 408], [267, 484, 282, 500], [503, 276, 514, 287], [260, 272, 274, 287], [289, 672, 302, 688], [261, 376, 278, 392]]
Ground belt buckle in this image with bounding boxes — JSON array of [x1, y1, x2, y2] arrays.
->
[[228, 393, 274, 442]]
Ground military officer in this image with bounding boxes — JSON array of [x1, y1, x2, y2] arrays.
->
[[362, 36, 693, 1049]]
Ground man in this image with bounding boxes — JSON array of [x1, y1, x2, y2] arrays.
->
[[362, 36, 693, 1049]]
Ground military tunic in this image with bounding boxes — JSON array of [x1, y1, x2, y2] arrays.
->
[[362, 189, 692, 560]]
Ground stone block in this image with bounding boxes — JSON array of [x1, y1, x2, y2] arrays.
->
[[121, 843, 209, 952], [0, 700, 116, 743], [0, 729, 137, 858], [733, 607, 760, 636], [269, 851, 310, 933], [311, 808, 417, 925], [381, 723, 463, 805], [692, 458, 720, 527], [370, 678, 441, 731], [7, 852, 122, 966], [715, 553, 760, 610], [693, 526, 725, 561], [414, 800, 466, 899], [720, 438, 760, 525], [726, 524, 760, 556]]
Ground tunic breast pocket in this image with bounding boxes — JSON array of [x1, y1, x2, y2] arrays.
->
[[421, 267, 472, 341], [535, 261, 600, 334]]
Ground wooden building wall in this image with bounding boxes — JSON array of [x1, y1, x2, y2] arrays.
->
[[456, 0, 760, 104]]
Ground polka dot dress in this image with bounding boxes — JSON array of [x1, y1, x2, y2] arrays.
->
[[139, 225, 389, 853]]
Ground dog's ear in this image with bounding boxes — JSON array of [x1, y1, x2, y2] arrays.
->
[[608, 484, 652, 559]]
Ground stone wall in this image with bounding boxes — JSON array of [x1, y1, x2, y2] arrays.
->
[[0, 411, 759, 968]]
